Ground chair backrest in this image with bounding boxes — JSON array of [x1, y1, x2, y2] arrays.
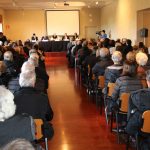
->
[[34, 119, 43, 140], [98, 76, 105, 89], [141, 110, 150, 133], [141, 79, 148, 88], [119, 93, 130, 113], [107, 82, 115, 97]]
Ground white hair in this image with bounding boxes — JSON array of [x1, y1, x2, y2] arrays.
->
[[0, 86, 16, 122], [21, 61, 35, 73], [19, 71, 36, 87], [136, 52, 148, 66], [2, 138, 35, 150], [28, 57, 39, 67], [109, 47, 116, 55], [4, 51, 13, 61], [111, 51, 122, 64], [99, 48, 109, 58]]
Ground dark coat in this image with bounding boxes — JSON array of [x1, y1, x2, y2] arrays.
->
[[14, 87, 53, 121], [126, 89, 150, 135], [104, 64, 123, 94], [92, 57, 113, 76], [112, 76, 143, 102], [0, 114, 35, 147]]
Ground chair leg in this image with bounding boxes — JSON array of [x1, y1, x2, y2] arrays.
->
[[116, 113, 120, 144], [45, 138, 48, 150], [110, 112, 114, 132], [126, 134, 130, 150]]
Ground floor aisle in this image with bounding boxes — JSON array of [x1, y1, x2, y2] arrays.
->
[[45, 52, 125, 150]]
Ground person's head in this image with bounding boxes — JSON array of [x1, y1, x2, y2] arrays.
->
[[126, 39, 132, 46], [82, 40, 88, 47], [146, 70, 150, 88], [136, 52, 148, 66], [19, 71, 36, 88], [33, 33, 36, 36], [0, 61, 6, 75], [101, 30, 105, 35], [28, 54, 39, 67], [139, 42, 144, 48], [33, 44, 39, 51], [122, 60, 137, 77], [0, 86, 16, 122], [2, 138, 35, 150], [4, 51, 13, 61], [29, 49, 37, 56], [99, 47, 109, 58], [121, 38, 127, 44], [111, 51, 122, 64], [21, 61, 35, 73], [126, 51, 136, 63]]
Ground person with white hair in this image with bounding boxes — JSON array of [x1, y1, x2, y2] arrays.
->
[[104, 51, 123, 94], [136, 52, 149, 78], [1, 139, 35, 150], [14, 71, 53, 121], [92, 47, 113, 76], [0, 86, 35, 147], [3, 51, 17, 77]]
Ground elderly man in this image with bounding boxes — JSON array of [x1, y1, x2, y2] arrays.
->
[[14, 70, 53, 121], [126, 70, 150, 149], [92, 47, 113, 76]]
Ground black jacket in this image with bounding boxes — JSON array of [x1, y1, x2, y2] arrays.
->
[[14, 87, 53, 121], [126, 89, 150, 138]]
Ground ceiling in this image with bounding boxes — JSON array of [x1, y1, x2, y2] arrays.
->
[[0, 0, 113, 10]]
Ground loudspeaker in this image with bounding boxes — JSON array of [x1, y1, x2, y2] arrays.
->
[[140, 28, 148, 37]]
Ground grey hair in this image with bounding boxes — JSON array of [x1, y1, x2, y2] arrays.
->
[[1, 138, 35, 150], [111, 51, 122, 64], [99, 48, 109, 58], [28, 53, 39, 67], [4, 51, 13, 61], [21, 61, 35, 73], [29, 49, 37, 56], [0, 86, 16, 122], [136, 52, 148, 66], [146, 70, 150, 82], [82, 40, 88, 47], [126, 51, 136, 63], [19, 71, 36, 87]]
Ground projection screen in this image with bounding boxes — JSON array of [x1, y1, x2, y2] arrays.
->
[[46, 10, 79, 36]]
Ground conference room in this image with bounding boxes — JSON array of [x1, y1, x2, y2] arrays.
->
[[0, 0, 150, 150]]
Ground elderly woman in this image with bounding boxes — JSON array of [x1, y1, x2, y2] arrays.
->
[[0, 86, 35, 147], [111, 61, 143, 110], [92, 47, 113, 76], [104, 51, 123, 95], [136, 52, 149, 78]]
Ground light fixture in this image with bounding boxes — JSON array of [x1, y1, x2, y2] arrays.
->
[[96, 1, 99, 5]]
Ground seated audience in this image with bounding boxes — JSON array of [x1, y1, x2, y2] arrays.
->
[[104, 51, 123, 95], [0, 61, 10, 86], [0, 86, 35, 147], [110, 61, 143, 111], [3, 51, 17, 77], [126, 70, 150, 149], [14, 70, 53, 121], [92, 47, 113, 76], [136, 51, 148, 78], [0, 32, 7, 45]]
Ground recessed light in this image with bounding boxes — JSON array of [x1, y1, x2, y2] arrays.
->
[[96, 1, 99, 5]]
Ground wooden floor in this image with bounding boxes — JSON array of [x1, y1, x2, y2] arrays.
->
[[45, 52, 125, 150]]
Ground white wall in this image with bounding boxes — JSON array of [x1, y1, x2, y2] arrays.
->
[[100, 0, 150, 44]]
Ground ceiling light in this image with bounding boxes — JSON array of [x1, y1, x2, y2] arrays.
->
[[96, 1, 99, 5]]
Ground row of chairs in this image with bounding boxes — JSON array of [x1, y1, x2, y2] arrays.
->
[[76, 64, 150, 150]]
